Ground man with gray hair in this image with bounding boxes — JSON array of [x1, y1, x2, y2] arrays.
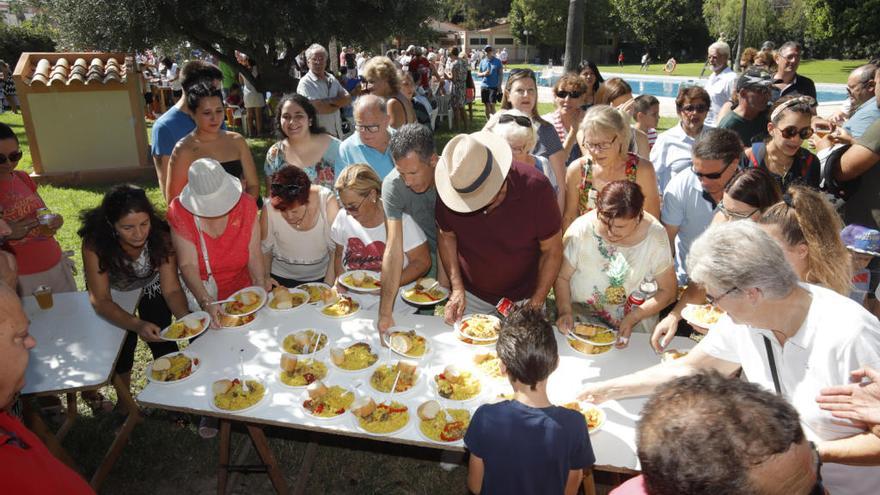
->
[[297, 43, 351, 138], [580, 220, 880, 495], [704, 41, 737, 126], [335, 94, 395, 178], [377, 124, 443, 337], [661, 127, 742, 285], [773, 41, 817, 101]]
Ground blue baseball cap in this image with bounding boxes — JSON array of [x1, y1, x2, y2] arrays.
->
[[841, 225, 880, 256]]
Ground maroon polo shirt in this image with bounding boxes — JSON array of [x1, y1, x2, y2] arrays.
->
[[436, 161, 561, 303]]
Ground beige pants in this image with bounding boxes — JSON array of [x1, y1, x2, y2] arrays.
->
[[18, 255, 77, 297]]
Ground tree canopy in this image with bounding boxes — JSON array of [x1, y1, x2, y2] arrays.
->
[[610, 0, 710, 58], [42, 0, 439, 92]]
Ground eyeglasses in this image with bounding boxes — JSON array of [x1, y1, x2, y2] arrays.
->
[[778, 125, 814, 140], [343, 193, 370, 213], [717, 202, 757, 221], [691, 159, 734, 180], [498, 114, 532, 128], [354, 123, 381, 134], [0, 150, 23, 165], [556, 90, 584, 99], [679, 104, 709, 114], [706, 286, 738, 305], [583, 135, 617, 152]]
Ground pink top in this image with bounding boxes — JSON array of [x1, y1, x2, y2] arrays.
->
[[0, 171, 62, 275], [609, 475, 648, 495], [167, 194, 257, 299]]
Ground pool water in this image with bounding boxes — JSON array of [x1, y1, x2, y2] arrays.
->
[[475, 72, 847, 103]]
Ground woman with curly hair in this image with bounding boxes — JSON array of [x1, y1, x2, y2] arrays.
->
[[79, 184, 189, 393], [756, 185, 852, 296], [361, 55, 416, 129]]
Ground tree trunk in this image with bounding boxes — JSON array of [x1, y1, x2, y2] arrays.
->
[[564, 0, 585, 72], [734, 0, 747, 71]]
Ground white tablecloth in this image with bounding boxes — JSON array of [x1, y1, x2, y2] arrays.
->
[[22, 289, 141, 395], [137, 303, 694, 470]]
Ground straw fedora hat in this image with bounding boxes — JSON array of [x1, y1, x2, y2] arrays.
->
[[435, 131, 512, 213], [179, 158, 243, 217]]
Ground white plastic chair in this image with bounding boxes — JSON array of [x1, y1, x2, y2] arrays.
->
[[435, 94, 453, 130]]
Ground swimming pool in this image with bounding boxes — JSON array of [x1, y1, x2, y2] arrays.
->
[[477, 71, 848, 103]]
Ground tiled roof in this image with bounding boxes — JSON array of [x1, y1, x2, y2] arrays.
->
[[26, 56, 128, 86]]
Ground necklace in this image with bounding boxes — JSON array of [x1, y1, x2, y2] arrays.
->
[[290, 204, 310, 228]]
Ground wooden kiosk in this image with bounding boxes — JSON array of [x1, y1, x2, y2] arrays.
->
[[12, 52, 152, 184]]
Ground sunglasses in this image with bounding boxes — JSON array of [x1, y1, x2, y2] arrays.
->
[[498, 114, 532, 128], [0, 150, 23, 165], [556, 90, 584, 99], [717, 202, 757, 221], [778, 126, 814, 140], [343, 193, 370, 213], [705, 286, 738, 305], [679, 104, 709, 114], [692, 159, 734, 180], [354, 123, 381, 134]]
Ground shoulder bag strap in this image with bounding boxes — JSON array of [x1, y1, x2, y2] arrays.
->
[[192, 216, 213, 278], [762, 336, 782, 395]]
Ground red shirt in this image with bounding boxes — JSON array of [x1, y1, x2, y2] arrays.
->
[[167, 194, 257, 299], [0, 410, 95, 494], [0, 171, 63, 274], [436, 162, 561, 303]]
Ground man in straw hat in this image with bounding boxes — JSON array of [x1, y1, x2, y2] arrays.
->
[[435, 131, 562, 321]]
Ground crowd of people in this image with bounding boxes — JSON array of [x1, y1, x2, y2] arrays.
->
[[3, 36, 880, 494]]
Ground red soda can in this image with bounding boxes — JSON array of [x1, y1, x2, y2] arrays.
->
[[496, 297, 515, 318], [624, 291, 645, 315]]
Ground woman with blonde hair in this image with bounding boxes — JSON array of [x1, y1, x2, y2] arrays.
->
[[755, 185, 852, 296], [361, 56, 416, 129], [563, 105, 660, 231], [487, 109, 559, 195], [330, 164, 429, 310]]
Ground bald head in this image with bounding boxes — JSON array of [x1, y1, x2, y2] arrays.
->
[[848, 64, 877, 107], [354, 94, 387, 116], [0, 283, 35, 410]]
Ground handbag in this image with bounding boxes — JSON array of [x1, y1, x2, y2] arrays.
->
[[180, 216, 218, 312]]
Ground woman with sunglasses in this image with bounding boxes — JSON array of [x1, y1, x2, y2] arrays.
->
[[330, 164, 429, 309], [361, 56, 416, 129], [487, 109, 558, 192], [165, 81, 260, 202], [261, 165, 339, 287], [263, 94, 340, 193], [652, 168, 782, 351], [562, 105, 661, 231], [555, 180, 676, 348], [0, 122, 76, 296], [496, 68, 567, 210], [578, 60, 607, 108], [744, 95, 821, 192], [542, 73, 589, 164], [581, 219, 880, 495]]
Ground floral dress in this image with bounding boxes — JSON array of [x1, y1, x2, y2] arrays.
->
[[447, 58, 469, 108], [263, 138, 340, 190], [576, 152, 639, 216], [563, 210, 672, 332]]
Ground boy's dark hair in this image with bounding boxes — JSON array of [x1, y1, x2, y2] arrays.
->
[[633, 94, 659, 116], [185, 81, 223, 112], [496, 306, 558, 391], [0, 122, 17, 143]]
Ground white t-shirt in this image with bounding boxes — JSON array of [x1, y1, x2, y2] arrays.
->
[[704, 67, 737, 126], [330, 210, 427, 313], [166, 63, 181, 91], [261, 186, 335, 282], [698, 283, 880, 495]]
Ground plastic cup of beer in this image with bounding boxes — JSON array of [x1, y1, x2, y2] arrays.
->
[[37, 212, 56, 237], [33, 285, 53, 310]]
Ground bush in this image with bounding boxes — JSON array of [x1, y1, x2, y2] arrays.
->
[[0, 23, 55, 68]]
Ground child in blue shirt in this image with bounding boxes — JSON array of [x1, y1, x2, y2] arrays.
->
[[464, 307, 595, 495]]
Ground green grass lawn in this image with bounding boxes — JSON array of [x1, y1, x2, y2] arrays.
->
[[510, 58, 866, 84]]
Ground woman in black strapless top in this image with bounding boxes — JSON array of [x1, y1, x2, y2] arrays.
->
[[165, 82, 260, 202]]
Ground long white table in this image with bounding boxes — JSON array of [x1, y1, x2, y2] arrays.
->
[[21, 289, 143, 490], [137, 301, 694, 488]]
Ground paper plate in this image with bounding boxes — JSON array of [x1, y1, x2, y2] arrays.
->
[[220, 286, 268, 317], [429, 365, 484, 403], [159, 311, 210, 342], [350, 402, 411, 437], [266, 288, 310, 312], [383, 327, 432, 360], [400, 281, 449, 306], [145, 351, 202, 384], [367, 362, 423, 397], [319, 297, 361, 319], [295, 282, 333, 305], [453, 314, 501, 346], [337, 270, 381, 293], [300, 384, 355, 420], [208, 378, 269, 415], [681, 303, 725, 328]]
